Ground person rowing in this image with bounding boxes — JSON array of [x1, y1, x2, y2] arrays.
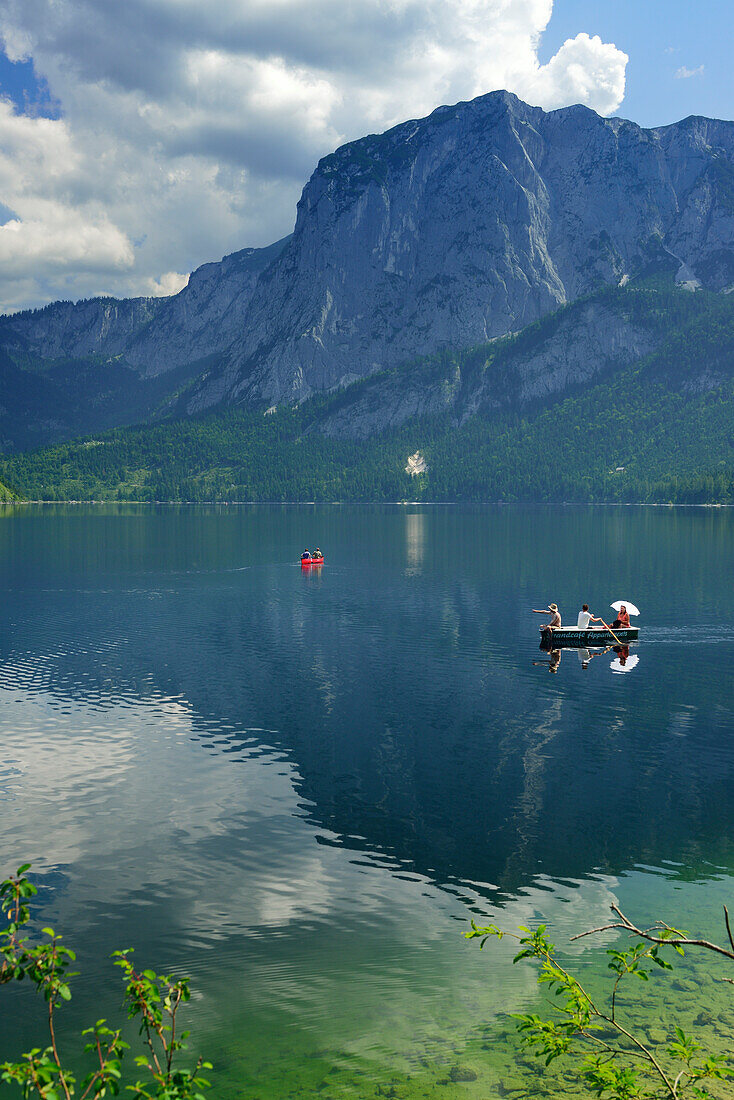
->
[[532, 603, 561, 629], [577, 604, 603, 629], [301, 549, 312, 561], [313, 547, 323, 560]]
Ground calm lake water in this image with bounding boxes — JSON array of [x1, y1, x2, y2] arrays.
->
[[1, 504, 733, 1098]]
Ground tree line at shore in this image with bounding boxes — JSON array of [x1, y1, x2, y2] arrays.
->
[[1, 372, 731, 505]]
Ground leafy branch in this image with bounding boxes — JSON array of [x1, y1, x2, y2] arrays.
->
[[466, 909, 734, 1099], [1, 866, 211, 1099]]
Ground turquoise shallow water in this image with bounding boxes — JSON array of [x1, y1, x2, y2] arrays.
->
[[0, 504, 733, 1097]]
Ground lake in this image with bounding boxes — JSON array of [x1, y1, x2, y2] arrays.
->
[[1, 504, 733, 1098]]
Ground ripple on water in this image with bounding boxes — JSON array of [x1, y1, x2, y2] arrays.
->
[[1, 504, 733, 1097]]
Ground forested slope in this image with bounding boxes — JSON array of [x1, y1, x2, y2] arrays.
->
[[0, 479, 17, 502], [2, 291, 732, 504]]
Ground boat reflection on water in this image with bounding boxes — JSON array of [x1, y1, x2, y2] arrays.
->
[[536, 639, 640, 675], [610, 645, 640, 673]]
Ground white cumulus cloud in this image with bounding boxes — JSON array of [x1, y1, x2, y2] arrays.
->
[[0, 0, 629, 312], [520, 32, 628, 116]]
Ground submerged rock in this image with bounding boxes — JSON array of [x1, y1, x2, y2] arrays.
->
[[447, 1064, 478, 1082]]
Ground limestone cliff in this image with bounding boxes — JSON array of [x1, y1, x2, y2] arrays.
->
[[0, 237, 289, 373], [184, 92, 734, 412], [1, 90, 733, 448]]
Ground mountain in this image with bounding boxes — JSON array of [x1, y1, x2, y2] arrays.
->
[[1, 90, 733, 454], [3, 280, 732, 505], [180, 91, 734, 412], [0, 238, 289, 450], [0, 236, 289, 369]]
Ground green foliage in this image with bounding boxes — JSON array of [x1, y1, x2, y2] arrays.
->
[[466, 907, 734, 1099], [1, 867, 210, 1100], [0, 478, 18, 501]]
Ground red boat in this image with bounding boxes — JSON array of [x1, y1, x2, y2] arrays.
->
[[301, 557, 324, 566]]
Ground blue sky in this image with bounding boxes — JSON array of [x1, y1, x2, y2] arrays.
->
[[540, 0, 733, 126], [0, 53, 59, 120], [0, 0, 731, 312]]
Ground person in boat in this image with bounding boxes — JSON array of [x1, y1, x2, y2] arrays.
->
[[577, 604, 602, 630], [611, 605, 631, 629], [532, 603, 561, 629], [301, 549, 312, 561], [313, 547, 323, 560]]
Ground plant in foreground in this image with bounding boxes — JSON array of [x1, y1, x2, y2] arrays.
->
[[0, 865, 211, 1099], [467, 905, 734, 1099]]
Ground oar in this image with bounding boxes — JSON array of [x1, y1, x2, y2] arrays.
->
[[598, 618, 624, 647]]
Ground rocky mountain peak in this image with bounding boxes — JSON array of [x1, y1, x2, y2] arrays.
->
[[186, 92, 732, 413], [1, 92, 733, 450]]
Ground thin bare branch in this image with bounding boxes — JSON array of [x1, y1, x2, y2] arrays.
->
[[581, 1030, 651, 1061], [570, 922, 623, 941], [573, 905, 734, 963], [724, 905, 734, 954], [46, 942, 72, 1100], [48, 999, 72, 1100], [167, 985, 183, 1076], [611, 971, 623, 1024]]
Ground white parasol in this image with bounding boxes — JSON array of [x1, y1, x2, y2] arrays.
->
[[610, 653, 640, 674], [611, 600, 640, 616]]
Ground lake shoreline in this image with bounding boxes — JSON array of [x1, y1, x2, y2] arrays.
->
[[3, 499, 734, 508]]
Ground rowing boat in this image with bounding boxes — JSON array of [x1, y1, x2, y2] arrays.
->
[[301, 558, 324, 566], [539, 626, 638, 647]]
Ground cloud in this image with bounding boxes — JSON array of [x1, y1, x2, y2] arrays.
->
[[145, 271, 190, 297], [0, 214, 133, 274], [520, 32, 628, 116], [0, 0, 629, 312], [675, 64, 704, 80]]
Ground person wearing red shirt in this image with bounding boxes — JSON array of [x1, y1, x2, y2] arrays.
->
[[611, 605, 630, 629]]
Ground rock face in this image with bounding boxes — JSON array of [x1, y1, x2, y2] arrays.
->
[[0, 237, 289, 449], [1, 91, 734, 447], [0, 296, 160, 362], [184, 91, 734, 411], [314, 297, 658, 440], [0, 237, 290, 373], [126, 237, 290, 377], [405, 451, 428, 476]]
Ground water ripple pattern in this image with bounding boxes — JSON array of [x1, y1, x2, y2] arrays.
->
[[1, 503, 733, 1097]]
